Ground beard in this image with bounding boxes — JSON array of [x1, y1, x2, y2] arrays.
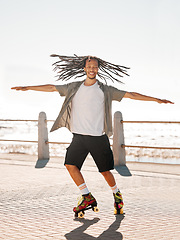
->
[[89, 76, 96, 80]]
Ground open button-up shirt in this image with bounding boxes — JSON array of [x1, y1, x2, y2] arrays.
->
[[50, 80, 126, 137]]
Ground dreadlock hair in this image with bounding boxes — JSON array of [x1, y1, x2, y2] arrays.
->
[[50, 54, 130, 84]]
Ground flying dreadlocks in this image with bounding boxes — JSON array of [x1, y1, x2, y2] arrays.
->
[[50, 54, 130, 84]]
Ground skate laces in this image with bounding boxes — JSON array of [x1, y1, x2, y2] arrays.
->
[[77, 193, 95, 205], [114, 192, 123, 203], [77, 195, 84, 206]]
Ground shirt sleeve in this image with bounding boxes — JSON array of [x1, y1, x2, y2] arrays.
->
[[111, 86, 126, 102], [55, 84, 69, 96]]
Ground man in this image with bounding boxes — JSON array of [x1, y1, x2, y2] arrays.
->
[[12, 55, 173, 217]]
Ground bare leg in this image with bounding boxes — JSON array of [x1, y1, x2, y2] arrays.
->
[[101, 171, 116, 187], [65, 164, 85, 186]]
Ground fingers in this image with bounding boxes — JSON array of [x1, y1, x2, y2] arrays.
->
[[11, 86, 28, 91], [162, 99, 174, 104], [158, 99, 174, 104]]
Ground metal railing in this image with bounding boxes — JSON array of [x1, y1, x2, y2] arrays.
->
[[112, 112, 180, 165], [0, 119, 64, 145], [121, 120, 180, 150], [0, 119, 38, 144], [0, 112, 180, 165]]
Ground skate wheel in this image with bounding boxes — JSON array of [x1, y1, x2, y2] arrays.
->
[[78, 211, 84, 218], [93, 206, 99, 213]]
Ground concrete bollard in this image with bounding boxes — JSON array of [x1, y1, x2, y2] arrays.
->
[[112, 111, 126, 166], [38, 112, 49, 160]]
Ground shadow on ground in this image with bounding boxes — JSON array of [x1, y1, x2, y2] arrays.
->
[[35, 159, 49, 168], [115, 165, 132, 176], [65, 214, 124, 240]]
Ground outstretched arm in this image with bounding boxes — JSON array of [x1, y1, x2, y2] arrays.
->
[[124, 92, 174, 104], [11, 84, 57, 92]]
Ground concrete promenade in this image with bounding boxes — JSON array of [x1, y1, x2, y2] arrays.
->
[[0, 153, 180, 240]]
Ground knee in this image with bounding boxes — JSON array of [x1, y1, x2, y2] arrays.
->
[[65, 164, 78, 172], [101, 171, 110, 177]]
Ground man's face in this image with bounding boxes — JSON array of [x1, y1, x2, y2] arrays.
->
[[84, 59, 99, 80]]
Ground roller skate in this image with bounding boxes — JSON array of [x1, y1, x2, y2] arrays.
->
[[73, 193, 99, 218], [113, 191, 124, 215]]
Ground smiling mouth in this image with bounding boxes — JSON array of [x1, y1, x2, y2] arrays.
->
[[89, 73, 96, 77], [89, 72, 96, 76]]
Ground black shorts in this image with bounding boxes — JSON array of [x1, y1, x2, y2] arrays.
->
[[65, 134, 114, 172]]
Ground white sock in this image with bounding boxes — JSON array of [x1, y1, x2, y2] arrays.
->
[[111, 184, 119, 194], [78, 183, 90, 195]]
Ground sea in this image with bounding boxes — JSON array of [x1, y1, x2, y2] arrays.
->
[[0, 118, 180, 165]]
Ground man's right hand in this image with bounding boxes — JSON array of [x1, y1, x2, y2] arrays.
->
[[11, 86, 29, 91]]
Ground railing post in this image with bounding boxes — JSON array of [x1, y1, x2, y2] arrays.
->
[[113, 111, 126, 166], [38, 112, 49, 160]]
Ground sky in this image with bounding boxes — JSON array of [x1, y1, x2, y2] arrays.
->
[[0, 0, 180, 122]]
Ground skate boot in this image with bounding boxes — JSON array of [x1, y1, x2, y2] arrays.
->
[[113, 191, 124, 215], [73, 193, 99, 218]]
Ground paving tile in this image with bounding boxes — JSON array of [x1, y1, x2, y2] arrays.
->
[[0, 154, 180, 239]]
